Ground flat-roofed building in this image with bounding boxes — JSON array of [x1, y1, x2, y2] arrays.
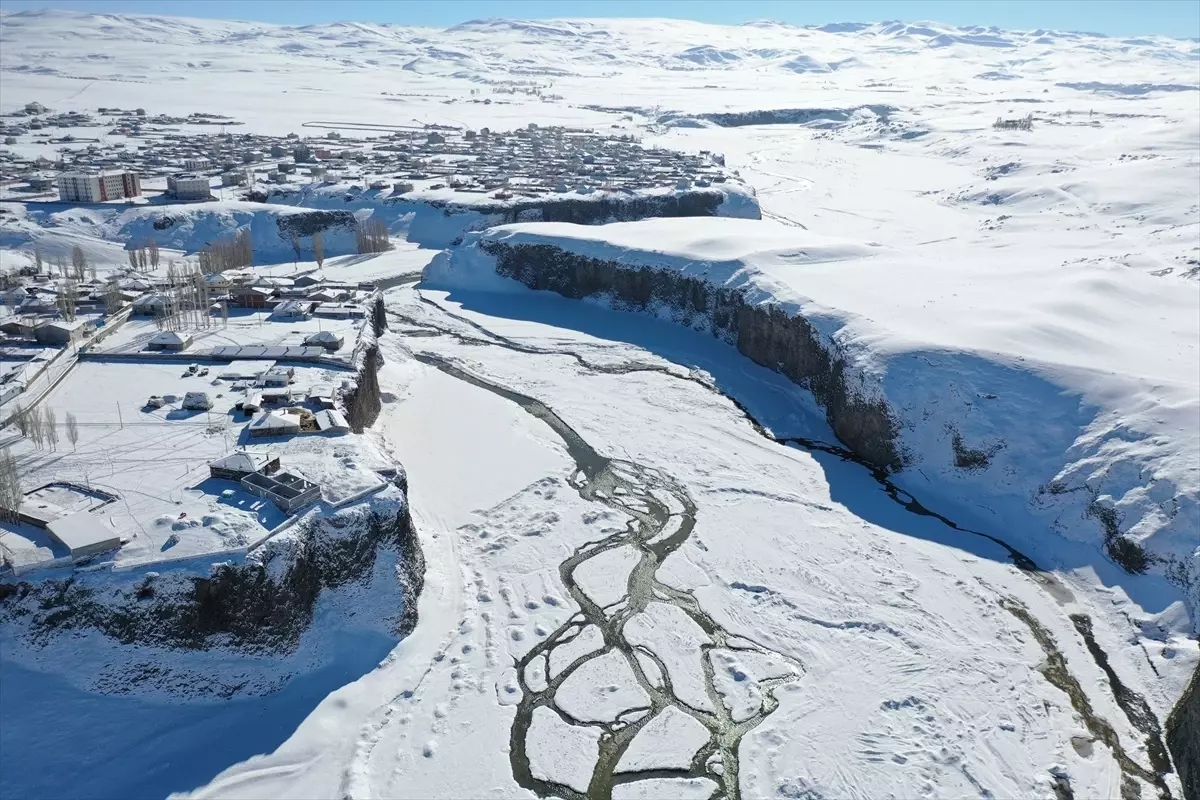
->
[[57, 170, 141, 202], [167, 173, 211, 201]]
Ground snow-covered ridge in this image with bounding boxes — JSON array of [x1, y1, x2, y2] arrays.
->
[[1, 9, 1196, 85], [425, 217, 1200, 619]]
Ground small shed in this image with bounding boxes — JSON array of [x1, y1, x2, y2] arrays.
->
[[208, 451, 280, 481], [303, 330, 344, 352], [262, 365, 294, 387], [247, 408, 303, 438], [46, 514, 121, 560], [131, 294, 171, 316], [146, 330, 193, 351], [314, 409, 350, 434]]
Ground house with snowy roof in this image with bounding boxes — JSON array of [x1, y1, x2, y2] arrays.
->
[[207, 451, 280, 481], [303, 330, 344, 352], [145, 330, 193, 351]]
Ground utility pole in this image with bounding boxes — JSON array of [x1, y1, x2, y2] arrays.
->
[[116, 402, 123, 429]]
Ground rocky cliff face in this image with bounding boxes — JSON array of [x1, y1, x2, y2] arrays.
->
[[1168, 668, 1200, 800], [0, 484, 420, 658], [260, 184, 760, 250], [480, 240, 903, 472]]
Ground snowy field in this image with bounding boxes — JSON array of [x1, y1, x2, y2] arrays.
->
[[2, 358, 388, 567], [0, 8, 1197, 800]]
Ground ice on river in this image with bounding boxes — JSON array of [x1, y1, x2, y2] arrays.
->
[[624, 601, 715, 713], [526, 706, 601, 794], [556, 650, 650, 724], [572, 544, 643, 609], [616, 706, 711, 773]]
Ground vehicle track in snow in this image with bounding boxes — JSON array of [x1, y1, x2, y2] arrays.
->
[[385, 289, 1176, 799]]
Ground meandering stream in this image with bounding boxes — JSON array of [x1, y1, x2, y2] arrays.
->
[[387, 288, 1176, 800]]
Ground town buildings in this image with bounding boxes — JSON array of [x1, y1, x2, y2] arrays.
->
[[56, 170, 141, 202]]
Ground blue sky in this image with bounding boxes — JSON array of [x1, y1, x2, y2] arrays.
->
[[3, 0, 1198, 38]]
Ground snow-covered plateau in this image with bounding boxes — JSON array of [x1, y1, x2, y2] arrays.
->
[[0, 8, 1198, 800]]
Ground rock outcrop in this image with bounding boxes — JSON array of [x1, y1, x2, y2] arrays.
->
[[478, 240, 903, 472]]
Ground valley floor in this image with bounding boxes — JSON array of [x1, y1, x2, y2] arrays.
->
[[181, 284, 1187, 800]]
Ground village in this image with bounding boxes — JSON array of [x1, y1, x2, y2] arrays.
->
[[0, 99, 737, 581], [0, 100, 732, 203], [0, 238, 396, 578]]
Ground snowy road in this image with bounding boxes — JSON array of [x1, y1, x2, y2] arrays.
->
[[186, 285, 1180, 800]]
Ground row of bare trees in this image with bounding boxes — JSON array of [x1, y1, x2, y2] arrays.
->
[[57, 279, 78, 322], [355, 218, 390, 255], [29, 246, 96, 280], [0, 448, 21, 523], [197, 230, 253, 274], [127, 239, 160, 271], [9, 405, 79, 452], [152, 262, 219, 331], [1, 409, 81, 520], [344, 345, 383, 433]]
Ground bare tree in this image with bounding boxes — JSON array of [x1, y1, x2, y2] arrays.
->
[[58, 279, 78, 322], [128, 248, 138, 270], [88, 263, 97, 282], [312, 231, 325, 267], [65, 412, 79, 451], [11, 405, 29, 439], [148, 237, 160, 268], [44, 406, 58, 451], [54, 253, 68, 278], [27, 405, 45, 450], [102, 280, 122, 314], [33, 247, 43, 273], [71, 245, 88, 280], [291, 235, 302, 265], [0, 448, 21, 523]]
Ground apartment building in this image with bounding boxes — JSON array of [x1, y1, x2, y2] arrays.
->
[[56, 170, 141, 203], [167, 172, 211, 201]]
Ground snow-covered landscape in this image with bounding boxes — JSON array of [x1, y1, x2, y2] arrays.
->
[[0, 7, 1197, 800]]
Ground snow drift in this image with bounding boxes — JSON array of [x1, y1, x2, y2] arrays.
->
[[425, 217, 1200, 618]]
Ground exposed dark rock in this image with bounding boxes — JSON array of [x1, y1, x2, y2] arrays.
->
[[481, 241, 904, 472], [666, 105, 896, 127], [276, 209, 357, 240], [0, 495, 417, 653], [1168, 666, 1200, 800], [434, 187, 745, 229], [1088, 500, 1154, 575]]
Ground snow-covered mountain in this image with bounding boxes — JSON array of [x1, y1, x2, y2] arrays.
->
[[1, 10, 1197, 83]]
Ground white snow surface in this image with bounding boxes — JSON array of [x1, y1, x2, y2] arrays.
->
[[0, 9, 1197, 800], [433, 213, 1200, 618]]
